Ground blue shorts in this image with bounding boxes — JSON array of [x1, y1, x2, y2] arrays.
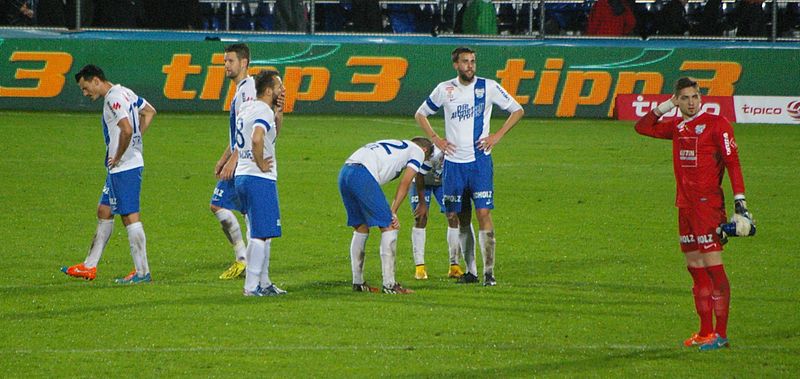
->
[[338, 164, 392, 228], [99, 167, 143, 216], [210, 179, 244, 213], [409, 185, 445, 214], [235, 175, 281, 239], [442, 156, 494, 213]]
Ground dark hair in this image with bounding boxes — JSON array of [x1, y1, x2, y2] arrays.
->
[[74, 64, 107, 83], [411, 136, 433, 159], [451, 47, 476, 63], [254, 70, 281, 97], [224, 43, 250, 65], [674, 77, 699, 95]]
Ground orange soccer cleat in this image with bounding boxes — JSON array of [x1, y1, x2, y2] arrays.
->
[[683, 333, 716, 347], [60, 263, 97, 281]]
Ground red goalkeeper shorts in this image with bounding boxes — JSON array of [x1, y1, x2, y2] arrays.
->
[[678, 205, 727, 253]]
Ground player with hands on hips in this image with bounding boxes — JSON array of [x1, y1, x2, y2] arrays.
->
[[62, 64, 157, 284], [339, 137, 434, 294], [635, 77, 755, 351], [415, 46, 524, 286]]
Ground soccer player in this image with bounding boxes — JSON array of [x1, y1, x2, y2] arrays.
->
[[415, 46, 524, 286], [635, 77, 754, 351], [211, 43, 258, 280], [339, 137, 434, 294], [234, 70, 287, 297], [61, 64, 157, 283], [408, 146, 473, 280]]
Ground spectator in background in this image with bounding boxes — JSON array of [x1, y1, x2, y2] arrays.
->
[[462, 0, 497, 35], [36, 0, 66, 27], [65, 0, 94, 29], [275, 0, 307, 32], [93, 0, 140, 28], [693, 0, 725, 36], [657, 0, 690, 36], [586, 0, 636, 36], [386, 4, 416, 33], [3, 0, 34, 25], [142, 0, 200, 29], [732, 0, 768, 37], [350, 0, 382, 32]]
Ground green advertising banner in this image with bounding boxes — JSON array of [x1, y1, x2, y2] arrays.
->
[[1, 31, 798, 118]]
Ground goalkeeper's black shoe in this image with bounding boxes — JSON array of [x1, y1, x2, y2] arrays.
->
[[456, 272, 479, 284]]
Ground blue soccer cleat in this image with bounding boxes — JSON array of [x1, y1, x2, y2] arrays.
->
[[699, 334, 730, 351], [259, 284, 287, 296], [115, 271, 151, 284], [243, 286, 265, 297]]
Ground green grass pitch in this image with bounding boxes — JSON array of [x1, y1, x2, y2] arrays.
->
[[1, 111, 798, 377]]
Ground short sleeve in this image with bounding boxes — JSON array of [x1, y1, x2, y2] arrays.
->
[[103, 91, 132, 127], [488, 79, 522, 113], [417, 83, 445, 116]]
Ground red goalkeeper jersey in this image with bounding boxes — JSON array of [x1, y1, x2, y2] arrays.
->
[[635, 110, 746, 208]]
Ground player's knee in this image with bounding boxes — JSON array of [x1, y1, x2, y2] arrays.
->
[[692, 285, 712, 298], [414, 215, 428, 228], [97, 205, 112, 220], [210, 204, 222, 213]]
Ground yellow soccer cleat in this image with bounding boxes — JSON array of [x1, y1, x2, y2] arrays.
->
[[447, 264, 464, 279], [219, 261, 246, 280], [414, 265, 428, 280]]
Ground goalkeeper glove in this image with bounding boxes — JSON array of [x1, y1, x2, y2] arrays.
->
[[718, 196, 756, 239]]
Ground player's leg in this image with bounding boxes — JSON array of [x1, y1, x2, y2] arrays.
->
[[211, 179, 247, 279], [472, 156, 496, 286], [108, 168, 150, 284], [455, 193, 474, 279], [250, 178, 285, 296], [62, 175, 116, 280], [235, 176, 264, 296], [411, 187, 431, 280], [339, 164, 376, 292], [679, 207, 716, 347], [443, 161, 476, 283], [696, 205, 730, 350]]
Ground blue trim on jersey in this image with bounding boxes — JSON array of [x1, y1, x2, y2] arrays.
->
[[254, 118, 272, 131], [408, 159, 421, 170], [473, 78, 486, 156], [101, 115, 110, 167], [134, 97, 144, 108], [421, 162, 432, 171], [229, 99, 237, 150], [425, 97, 439, 112]]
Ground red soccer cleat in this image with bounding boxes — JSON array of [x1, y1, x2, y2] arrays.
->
[[60, 263, 96, 281], [683, 333, 716, 347]]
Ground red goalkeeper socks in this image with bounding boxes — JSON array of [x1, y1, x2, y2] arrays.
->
[[707, 264, 730, 338], [688, 266, 714, 336]]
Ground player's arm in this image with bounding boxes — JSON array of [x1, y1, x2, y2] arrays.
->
[[108, 117, 133, 168], [389, 167, 420, 229], [138, 103, 157, 134], [477, 108, 524, 151], [219, 148, 239, 181], [415, 112, 454, 155], [215, 146, 232, 179], [716, 118, 752, 220], [274, 92, 285, 136], [634, 97, 676, 139], [251, 126, 274, 173]]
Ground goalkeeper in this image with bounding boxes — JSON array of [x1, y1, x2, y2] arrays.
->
[[634, 77, 755, 351]]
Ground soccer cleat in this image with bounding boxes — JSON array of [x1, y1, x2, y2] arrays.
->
[[115, 271, 151, 284], [483, 272, 497, 286], [683, 333, 716, 347], [456, 272, 479, 284], [60, 263, 96, 281], [243, 286, 265, 297], [447, 264, 464, 279], [382, 283, 414, 294], [259, 284, 287, 296], [219, 261, 246, 280], [352, 282, 379, 293], [699, 334, 730, 351], [414, 265, 428, 280]]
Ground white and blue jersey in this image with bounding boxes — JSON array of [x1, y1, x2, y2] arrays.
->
[[344, 139, 429, 185], [102, 84, 149, 174], [234, 100, 277, 180], [228, 76, 256, 151], [409, 146, 444, 212], [233, 100, 281, 239], [417, 76, 521, 163]]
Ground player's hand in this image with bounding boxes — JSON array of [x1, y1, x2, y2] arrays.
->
[[258, 156, 274, 173], [391, 213, 400, 229], [432, 135, 455, 155], [413, 202, 429, 219], [477, 134, 500, 151], [275, 92, 285, 113], [106, 157, 119, 169], [219, 160, 236, 180], [734, 198, 753, 221]]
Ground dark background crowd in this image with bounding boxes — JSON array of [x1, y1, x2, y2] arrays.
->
[[2, 0, 799, 38]]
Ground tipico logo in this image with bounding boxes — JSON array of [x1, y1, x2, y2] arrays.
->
[[787, 100, 800, 121]]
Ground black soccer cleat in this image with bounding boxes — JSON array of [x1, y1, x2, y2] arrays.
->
[[456, 272, 479, 284], [483, 273, 497, 287]]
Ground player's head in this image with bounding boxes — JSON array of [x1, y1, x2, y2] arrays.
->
[[74, 64, 109, 101], [451, 47, 476, 84], [224, 43, 250, 80], [254, 70, 284, 108], [673, 77, 701, 118], [411, 136, 434, 160]]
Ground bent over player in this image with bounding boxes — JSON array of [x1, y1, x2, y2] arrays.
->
[[62, 64, 157, 283], [339, 138, 433, 294], [635, 77, 755, 351], [416, 46, 524, 286]]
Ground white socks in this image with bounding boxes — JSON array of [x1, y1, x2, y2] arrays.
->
[[446, 227, 461, 266], [215, 209, 247, 263], [379, 229, 398, 288], [244, 238, 266, 292], [411, 227, 426, 266], [350, 231, 368, 284], [478, 230, 496, 276], [259, 239, 272, 288], [84, 219, 114, 268], [126, 222, 149, 277]]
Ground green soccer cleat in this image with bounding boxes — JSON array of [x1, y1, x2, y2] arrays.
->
[[219, 261, 246, 280]]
